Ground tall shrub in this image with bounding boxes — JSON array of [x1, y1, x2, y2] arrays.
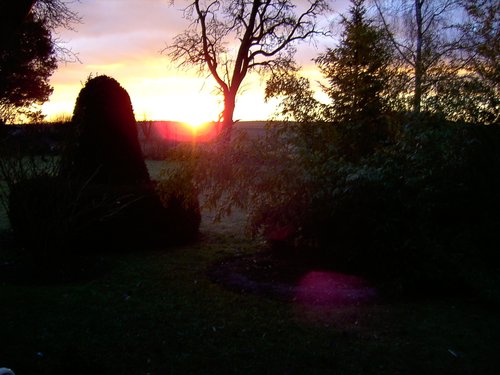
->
[[60, 75, 150, 185]]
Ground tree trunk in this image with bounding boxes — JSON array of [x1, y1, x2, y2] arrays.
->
[[220, 90, 236, 142], [413, 0, 423, 114]]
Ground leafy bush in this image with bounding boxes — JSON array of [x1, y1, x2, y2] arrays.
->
[[0, 142, 60, 221], [156, 166, 201, 243], [193, 114, 500, 290], [306, 116, 500, 280]]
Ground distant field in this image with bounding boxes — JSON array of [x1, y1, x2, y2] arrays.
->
[[0, 121, 276, 161]]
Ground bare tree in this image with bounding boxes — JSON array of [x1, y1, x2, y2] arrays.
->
[[166, 0, 330, 139], [372, 0, 463, 114]]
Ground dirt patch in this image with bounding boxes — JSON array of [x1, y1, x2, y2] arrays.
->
[[201, 206, 378, 306], [200, 206, 248, 237], [208, 251, 378, 306]]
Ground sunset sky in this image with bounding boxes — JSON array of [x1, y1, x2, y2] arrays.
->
[[42, 0, 349, 124]]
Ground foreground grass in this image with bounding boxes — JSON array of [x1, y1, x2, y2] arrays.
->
[[1, 226, 499, 374], [1, 161, 499, 374]]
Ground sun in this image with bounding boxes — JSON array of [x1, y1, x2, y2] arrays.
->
[[185, 119, 207, 131], [181, 109, 212, 131]]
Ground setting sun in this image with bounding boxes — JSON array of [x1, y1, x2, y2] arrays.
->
[[184, 120, 208, 131]]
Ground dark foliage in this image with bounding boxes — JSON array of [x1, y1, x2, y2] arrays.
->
[[6, 175, 109, 280], [60, 75, 150, 185], [197, 112, 500, 292], [315, 0, 392, 159], [7, 174, 200, 257], [288, 115, 500, 287], [156, 170, 201, 243], [249, 1, 500, 291], [68, 182, 199, 251], [6, 76, 200, 266], [0, 15, 57, 123], [8, 175, 80, 256]]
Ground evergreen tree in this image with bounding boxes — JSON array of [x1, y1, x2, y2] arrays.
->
[[315, 0, 392, 158], [0, 16, 57, 124]]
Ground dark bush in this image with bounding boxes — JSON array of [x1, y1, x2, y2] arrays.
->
[[156, 167, 201, 243], [60, 75, 150, 185], [296, 115, 500, 284], [59, 75, 199, 248], [70, 183, 198, 250], [7, 175, 199, 255], [203, 114, 500, 291], [6, 75, 200, 262], [8, 175, 80, 256]]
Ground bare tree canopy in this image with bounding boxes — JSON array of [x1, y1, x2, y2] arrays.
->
[[32, 0, 81, 30], [166, 0, 330, 138], [372, 0, 464, 113]]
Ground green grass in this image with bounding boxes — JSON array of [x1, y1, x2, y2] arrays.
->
[[2, 227, 500, 374], [1, 161, 499, 374]]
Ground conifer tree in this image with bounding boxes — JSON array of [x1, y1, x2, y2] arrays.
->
[[316, 0, 392, 158], [0, 16, 57, 123]]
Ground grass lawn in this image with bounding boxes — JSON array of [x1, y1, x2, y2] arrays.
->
[[1, 162, 499, 374]]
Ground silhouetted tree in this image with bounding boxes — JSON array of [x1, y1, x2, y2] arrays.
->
[[266, 0, 392, 158], [0, 0, 79, 123], [315, 0, 392, 156], [0, 16, 57, 124], [265, 65, 322, 123], [167, 0, 329, 140], [460, 0, 499, 84]]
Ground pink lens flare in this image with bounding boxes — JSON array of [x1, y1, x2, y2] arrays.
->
[[295, 271, 377, 306]]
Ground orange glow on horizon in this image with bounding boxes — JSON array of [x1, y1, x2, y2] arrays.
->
[[42, 56, 279, 125], [151, 121, 219, 143]]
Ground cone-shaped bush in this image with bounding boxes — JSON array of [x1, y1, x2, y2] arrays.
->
[[61, 75, 150, 185]]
